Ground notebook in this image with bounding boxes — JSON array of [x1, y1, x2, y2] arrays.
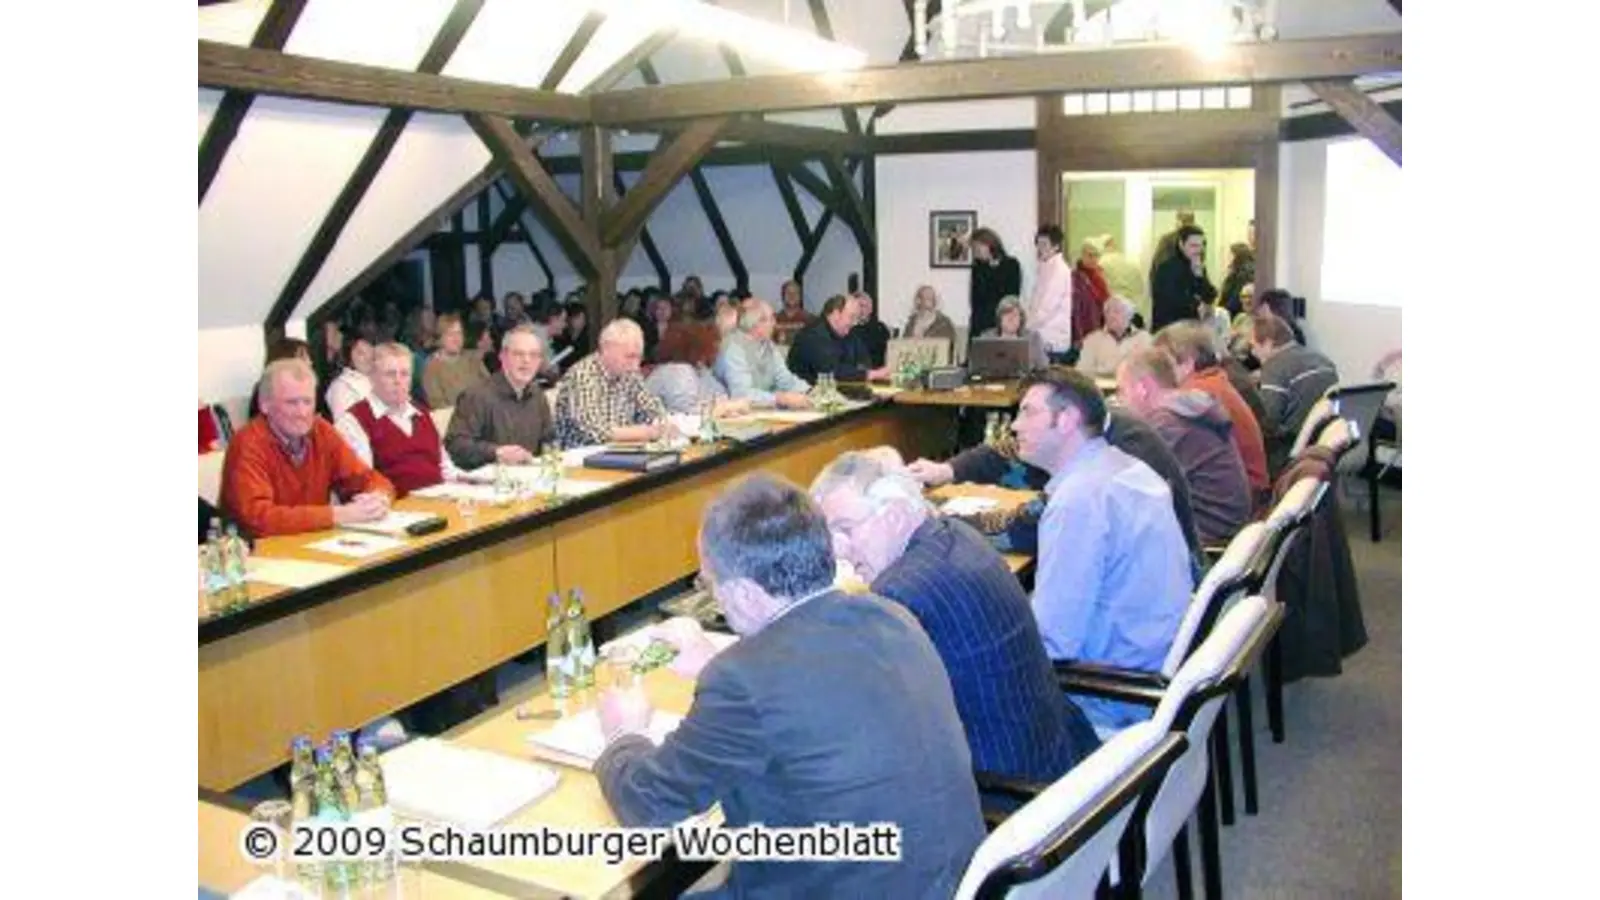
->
[[583, 449, 681, 473], [525, 709, 683, 771], [380, 738, 560, 829]]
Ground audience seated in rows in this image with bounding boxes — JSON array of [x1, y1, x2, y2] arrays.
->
[[642, 321, 750, 418], [1011, 369, 1193, 731], [1074, 294, 1150, 378], [220, 359, 394, 537], [714, 300, 813, 409], [903, 285, 957, 342], [1155, 322, 1270, 506], [443, 325, 553, 470], [554, 319, 673, 448], [849, 292, 893, 368], [1253, 314, 1340, 475], [335, 343, 458, 497], [594, 475, 985, 898], [1116, 346, 1253, 546], [810, 451, 1102, 788], [787, 294, 889, 383]]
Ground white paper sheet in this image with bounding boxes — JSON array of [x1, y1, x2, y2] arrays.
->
[[941, 496, 1000, 516], [669, 413, 702, 437], [306, 532, 408, 559], [339, 510, 441, 537], [244, 557, 352, 589], [749, 410, 827, 424], [525, 709, 682, 771], [381, 738, 560, 829]]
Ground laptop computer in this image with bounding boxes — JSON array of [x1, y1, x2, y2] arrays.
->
[[884, 337, 951, 373], [967, 336, 1036, 381]]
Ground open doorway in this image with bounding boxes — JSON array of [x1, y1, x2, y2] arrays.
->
[[1061, 168, 1255, 322]]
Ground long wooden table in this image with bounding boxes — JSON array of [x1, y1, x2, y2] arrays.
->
[[888, 375, 1117, 409], [200, 402, 945, 790]]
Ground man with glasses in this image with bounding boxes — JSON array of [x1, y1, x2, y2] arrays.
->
[[810, 449, 1101, 792], [443, 325, 554, 469]]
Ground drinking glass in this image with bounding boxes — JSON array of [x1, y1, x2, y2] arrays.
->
[[456, 492, 479, 524], [601, 644, 643, 691]]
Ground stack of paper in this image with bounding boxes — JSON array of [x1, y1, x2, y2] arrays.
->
[[380, 738, 560, 829], [339, 510, 440, 537], [526, 709, 683, 771], [306, 532, 407, 559]]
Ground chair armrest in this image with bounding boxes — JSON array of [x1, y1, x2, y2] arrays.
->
[[973, 769, 1051, 802], [1054, 660, 1168, 706]]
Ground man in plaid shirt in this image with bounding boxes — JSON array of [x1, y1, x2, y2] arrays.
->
[[555, 318, 676, 447]]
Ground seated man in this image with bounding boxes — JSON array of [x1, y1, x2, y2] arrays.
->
[[1155, 321, 1270, 506], [596, 475, 985, 897], [1116, 347, 1253, 546], [786, 294, 890, 383], [554, 318, 674, 447], [444, 325, 554, 469], [713, 299, 813, 408], [907, 409, 1203, 565], [221, 359, 395, 537], [1075, 294, 1151, 378], [810, 450, 1101, 787], [1253, 314, 1340, 474], [334, 342, 460, 497], [1011, 370, 1193, 730]]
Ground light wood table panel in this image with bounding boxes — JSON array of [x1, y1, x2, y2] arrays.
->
[[892, 380, 1021, 408], [201, 404, 945, 791], [199, 798, 513, 898]]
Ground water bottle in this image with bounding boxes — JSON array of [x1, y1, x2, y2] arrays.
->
[[312, 746, 354, 890], [354, 738, 395, 883], [223, 524, 249, 609], [566, 589, 596, 689], [203, 519, 228, 613], [546, 592, 572, 698]]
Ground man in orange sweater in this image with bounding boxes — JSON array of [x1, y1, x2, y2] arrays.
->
[[221, 359, 395, 537], [1154, 322, 1270, 507]]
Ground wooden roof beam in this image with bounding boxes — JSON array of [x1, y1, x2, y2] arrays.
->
[[591, 34, 1401, 125], [1306, 77, 1402, 165]]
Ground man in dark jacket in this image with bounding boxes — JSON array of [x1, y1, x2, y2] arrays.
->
[[1116, 347, 1253, 546], [1150, 224, 1219, 331], [787, 294, 890, 383], [596, 475, 985, 898]]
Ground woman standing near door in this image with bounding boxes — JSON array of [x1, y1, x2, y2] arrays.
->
[[967, 227, 1021, 340]]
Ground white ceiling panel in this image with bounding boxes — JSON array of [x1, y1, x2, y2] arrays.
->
[[298, 112, 493, 316], [200, 97, 390, 328], [197, 0, 271, 45], [558, 16, 662, 92], [285, 0, 456, 67], [811, 0, 909, 65], [444, 0, 589, 89]]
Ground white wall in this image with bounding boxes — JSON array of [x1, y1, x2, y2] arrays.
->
[[876, 98, 1037, 134], [198, 319, 305, 405], [875, 150, 1038, 329], [1278, 136, 1402, 379]]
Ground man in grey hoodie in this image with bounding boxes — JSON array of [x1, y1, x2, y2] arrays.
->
[[1117, 346, 1253, 546]]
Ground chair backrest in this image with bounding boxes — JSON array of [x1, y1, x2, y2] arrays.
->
[[960, 723, 1185, 900], [198, 450, 226, 507], [430, 406, 454, 435], [1289, 396, 1337, 460], [1132, 596, 1281, 884], [1265, 476, 1322, 531], [1160, 522, 1269, 678], [1325, 381, 1394, 468], [1316, 418, 1356, 458]]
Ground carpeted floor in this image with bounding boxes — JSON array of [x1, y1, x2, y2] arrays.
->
[[1144, 489, 1402, 899]]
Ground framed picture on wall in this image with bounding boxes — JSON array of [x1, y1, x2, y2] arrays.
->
[[929, 210, 977, 268]]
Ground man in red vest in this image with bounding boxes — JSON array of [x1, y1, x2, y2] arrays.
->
[[335, 342, 458, 497]]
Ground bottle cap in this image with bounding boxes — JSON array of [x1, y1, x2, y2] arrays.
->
[[291, 736, 312, 751]]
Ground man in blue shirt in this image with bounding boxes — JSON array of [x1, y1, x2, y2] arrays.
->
[[1012, 369, 1193, 731], [810, 449, 1101, 784]]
